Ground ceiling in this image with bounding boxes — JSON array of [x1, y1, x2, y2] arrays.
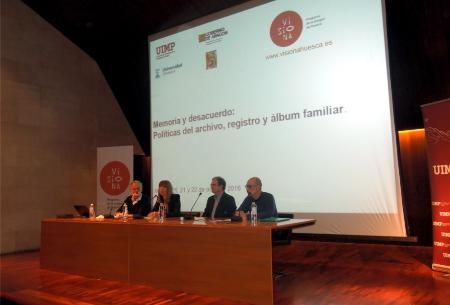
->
[[21, 0, 450, 155]]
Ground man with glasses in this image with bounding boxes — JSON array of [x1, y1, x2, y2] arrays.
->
[[237, 177, 277, 219], [202, 176, 237, 218]]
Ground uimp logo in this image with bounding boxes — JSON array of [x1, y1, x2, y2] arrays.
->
[[155, 42, 176, 59], [433, 164, 450, 175], [270, 11, 303, 47], [100, 161, 131, 196]]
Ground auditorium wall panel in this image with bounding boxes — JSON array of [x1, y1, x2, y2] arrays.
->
[[0, 0, 143, 254], [398, 129, 432, 245]]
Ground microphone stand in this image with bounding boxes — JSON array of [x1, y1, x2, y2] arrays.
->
[[151, 194, 159, 210], [184, 192, 202, 220]]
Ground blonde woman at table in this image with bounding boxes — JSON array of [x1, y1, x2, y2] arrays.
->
[[147, 180, 181, 220]]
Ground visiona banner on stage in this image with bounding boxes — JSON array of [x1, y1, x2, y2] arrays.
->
[[97, 146, 133, 216], [421, 98, 450, 273]]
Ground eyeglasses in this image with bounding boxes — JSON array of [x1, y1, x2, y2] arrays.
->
[[245, 184, 257, 189]]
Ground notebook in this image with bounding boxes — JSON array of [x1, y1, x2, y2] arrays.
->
[[259, 217, 291, 222]]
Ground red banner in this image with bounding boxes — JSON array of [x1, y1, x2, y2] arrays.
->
[[421, 98, 450, 273]]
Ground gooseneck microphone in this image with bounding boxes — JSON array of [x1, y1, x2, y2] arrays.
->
[[184, 192, 202, 220], [190, 192, 202, 212]]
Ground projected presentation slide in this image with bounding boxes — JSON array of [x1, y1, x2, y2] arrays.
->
[[149, 0, 406, 237]]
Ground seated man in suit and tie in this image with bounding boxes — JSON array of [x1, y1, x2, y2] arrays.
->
[[149, 180, 181, 218], [202, 176, 236, 219]]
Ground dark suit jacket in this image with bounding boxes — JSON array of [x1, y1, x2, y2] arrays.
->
[[152, 193, 181, 217], [202, 192, 236, 218], [117, 194, 150, 217]]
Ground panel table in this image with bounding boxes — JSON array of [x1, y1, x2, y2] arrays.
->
[[41, 218, 315, 305]]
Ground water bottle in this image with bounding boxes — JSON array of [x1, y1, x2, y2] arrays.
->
[[89, 203, 95, 219], [123, 204, 128, 221], [250, 201, 257, 225], [159, 203, 166, 222]]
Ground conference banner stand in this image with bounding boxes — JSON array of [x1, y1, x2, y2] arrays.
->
[[421, 98, 450, 273], [96, 146, 134, 216]]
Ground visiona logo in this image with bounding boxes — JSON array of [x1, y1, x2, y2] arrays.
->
[[155, 42, 175, 59], [100, 161, 131, 196], [433, 164, 450, 175], [270, 11, 303, 47]]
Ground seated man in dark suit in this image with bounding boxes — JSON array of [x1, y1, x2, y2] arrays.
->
[[202, 176, 236, 219], [115, 180, 151, 217]]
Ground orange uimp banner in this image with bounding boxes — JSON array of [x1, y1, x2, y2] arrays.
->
[[421, 98, 450, 273]]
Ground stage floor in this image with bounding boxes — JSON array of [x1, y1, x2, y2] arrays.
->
[[1, 241, 449, 305]]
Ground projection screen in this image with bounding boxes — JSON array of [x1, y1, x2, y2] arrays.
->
[[148, 0, 407, 237]]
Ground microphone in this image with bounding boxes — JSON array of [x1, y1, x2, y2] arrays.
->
[[184, 192, 202, 220]]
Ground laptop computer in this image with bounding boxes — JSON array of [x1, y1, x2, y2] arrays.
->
[[73, 205, 90, 217]]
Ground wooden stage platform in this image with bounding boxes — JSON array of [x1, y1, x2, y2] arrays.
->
[[1, 240, 449, 305]]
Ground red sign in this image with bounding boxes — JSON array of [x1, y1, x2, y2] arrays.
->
[[422, 98, 450, 273], [270, 11, 303, 47], [100, 161, 131, 196]]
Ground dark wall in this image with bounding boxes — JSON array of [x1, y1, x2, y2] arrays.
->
[[386, 0, 450, 130]]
